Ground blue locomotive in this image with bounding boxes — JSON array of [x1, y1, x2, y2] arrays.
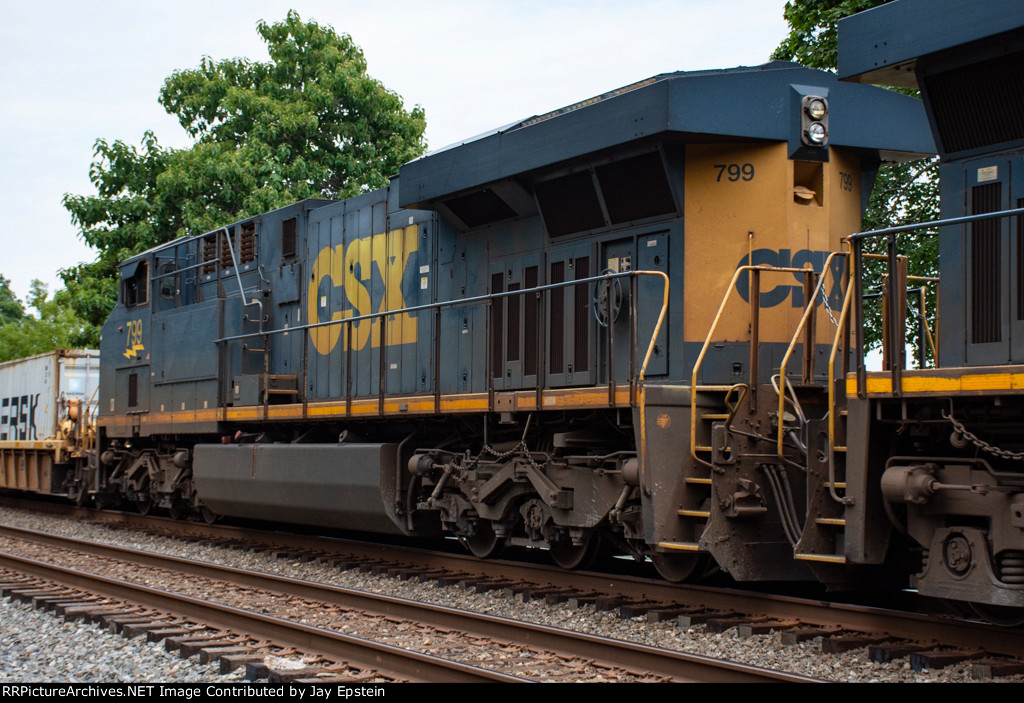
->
[[10, 0, 1022, 609]]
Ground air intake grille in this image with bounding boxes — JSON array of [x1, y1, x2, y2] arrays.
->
[[971, 182, 1002, 344], [924, 49, 1024, 154], [444, 189, 517, 228], [491, 273, 503, 378], [574, 257, 590, 373], [1018, 198, 1024, 322], [595, 152, 676, 224], [536, 172, 605, 237], [549, 261, 565, 372], [523, 266, 538, 377]]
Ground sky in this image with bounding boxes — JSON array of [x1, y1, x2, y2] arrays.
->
[[0, 0, 789, 304]]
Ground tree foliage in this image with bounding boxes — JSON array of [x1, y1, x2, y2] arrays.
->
[[0, 281, 94, 362], [773, 0, 940, 365], [61, 11, 427, 337], [771, 0, 892, 70], [0, 276, 24, 326]]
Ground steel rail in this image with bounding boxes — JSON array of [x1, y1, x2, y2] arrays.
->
[[0, 544, 526, 683], [11, 500, 1023, 658], [0, 523, 816, 684]]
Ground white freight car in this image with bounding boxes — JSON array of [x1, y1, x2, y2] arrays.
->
[[0, 349, 99, 495]]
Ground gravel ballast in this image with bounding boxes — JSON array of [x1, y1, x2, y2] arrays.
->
[[0, 506, 1011, 683]]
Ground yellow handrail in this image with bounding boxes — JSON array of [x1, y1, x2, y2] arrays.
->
[[635, 270, 670, 497], [690, 264, 827, 466], [776, 251, 848, 457], [826, 259, 855, 503]]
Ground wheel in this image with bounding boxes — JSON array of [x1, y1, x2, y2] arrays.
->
[[549, 534, 600, 570], [168, 503, 186, 520], [650, 552, 705, 583], [464, 522, 504, 559], [200, 506, 218, 524], [134, 499, 152, 516]]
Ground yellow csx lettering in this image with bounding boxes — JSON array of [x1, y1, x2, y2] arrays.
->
[[307, 225, 419, 355]]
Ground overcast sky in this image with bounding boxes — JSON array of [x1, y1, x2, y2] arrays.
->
[[0, 0, 789, 303]]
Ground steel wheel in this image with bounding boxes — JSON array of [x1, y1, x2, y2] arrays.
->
[[549, 534, 600, 570], [650, 552, 704, 583], [464, 522, 504, 559]]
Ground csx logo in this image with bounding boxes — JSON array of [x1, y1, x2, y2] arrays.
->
[[307, 225, 419, 355], [734, 249, 845, 308]]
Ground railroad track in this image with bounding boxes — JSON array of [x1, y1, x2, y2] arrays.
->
[[5, 498, 1024, 680], [0, 522, 810, 683]]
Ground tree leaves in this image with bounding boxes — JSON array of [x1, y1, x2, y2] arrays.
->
[[61, 11, 427, 340], [771, 0, 887, 69], [772, 0, 940, 364], [0, 280, 94, 362]]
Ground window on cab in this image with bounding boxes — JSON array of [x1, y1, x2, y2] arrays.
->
[[122, 259, 149, 307]]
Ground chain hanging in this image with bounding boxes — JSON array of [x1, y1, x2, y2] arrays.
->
[[943, 409, 1024, 461]]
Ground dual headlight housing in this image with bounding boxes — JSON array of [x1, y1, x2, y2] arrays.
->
[[801, 95, 829, 147]]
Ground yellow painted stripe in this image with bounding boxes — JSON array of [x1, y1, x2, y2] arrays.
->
[[815, 518, 846, 526], [678, 509, 710, 518], [657, 541, 701, 552], [847, 370, 1024, 396], [0, 440, 63, 451], [97, 386, 636, 431], [794, 553, 847, 564], [685, 477, 712, 485]]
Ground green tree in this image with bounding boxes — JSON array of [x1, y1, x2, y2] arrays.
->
[[0, 281, 93, 362], [772, 0, 891, 70], [772, 0, 940, 366], [0, 275, 25, 326], [62, 11, 426, 336]]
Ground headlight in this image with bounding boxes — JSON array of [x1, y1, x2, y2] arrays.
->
[[805, 122, 828, 144], [805, 97, 827, 120], [799, 95, 829, 148]]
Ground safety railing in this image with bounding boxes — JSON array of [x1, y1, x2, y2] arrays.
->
[[847, 206, 1024, 398], [214, 269, 669, 425], [776, 251, 849, 456], [690, 263, 839, 468]]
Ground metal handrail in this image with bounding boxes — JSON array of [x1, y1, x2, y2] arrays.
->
[[850, 205, 1024, 397], [775, 251, 847, 457], [214, 270, 669, 427], [826, 272, 855, 505], [689, 264, 828, 467]]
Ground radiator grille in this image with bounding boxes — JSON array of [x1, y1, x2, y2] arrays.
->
[[971, 182, 1002, 344], [491, 273, 503, 379], [924, 49, 1024, 154], [549, 262, 565, 373], [574, 257, 590, 373], [1018, 198, 1024, 322], [506, 282, 521, 362], [523, 266, 538, 377]]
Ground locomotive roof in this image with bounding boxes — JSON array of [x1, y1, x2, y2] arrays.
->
[[838, 0, 1024, 88], [398, 61, 933, 210], [119, 198, 334, 268]]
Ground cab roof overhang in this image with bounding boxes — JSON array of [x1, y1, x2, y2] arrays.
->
[[398, 62, 934, 210]]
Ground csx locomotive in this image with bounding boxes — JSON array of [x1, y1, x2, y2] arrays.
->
[[5, 0, 1024, 609]]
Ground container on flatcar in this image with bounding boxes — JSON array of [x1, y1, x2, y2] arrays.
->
[[0, 349, 99, 495]]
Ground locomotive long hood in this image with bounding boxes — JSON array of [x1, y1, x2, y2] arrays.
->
[[399, 62, 934, 210]]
